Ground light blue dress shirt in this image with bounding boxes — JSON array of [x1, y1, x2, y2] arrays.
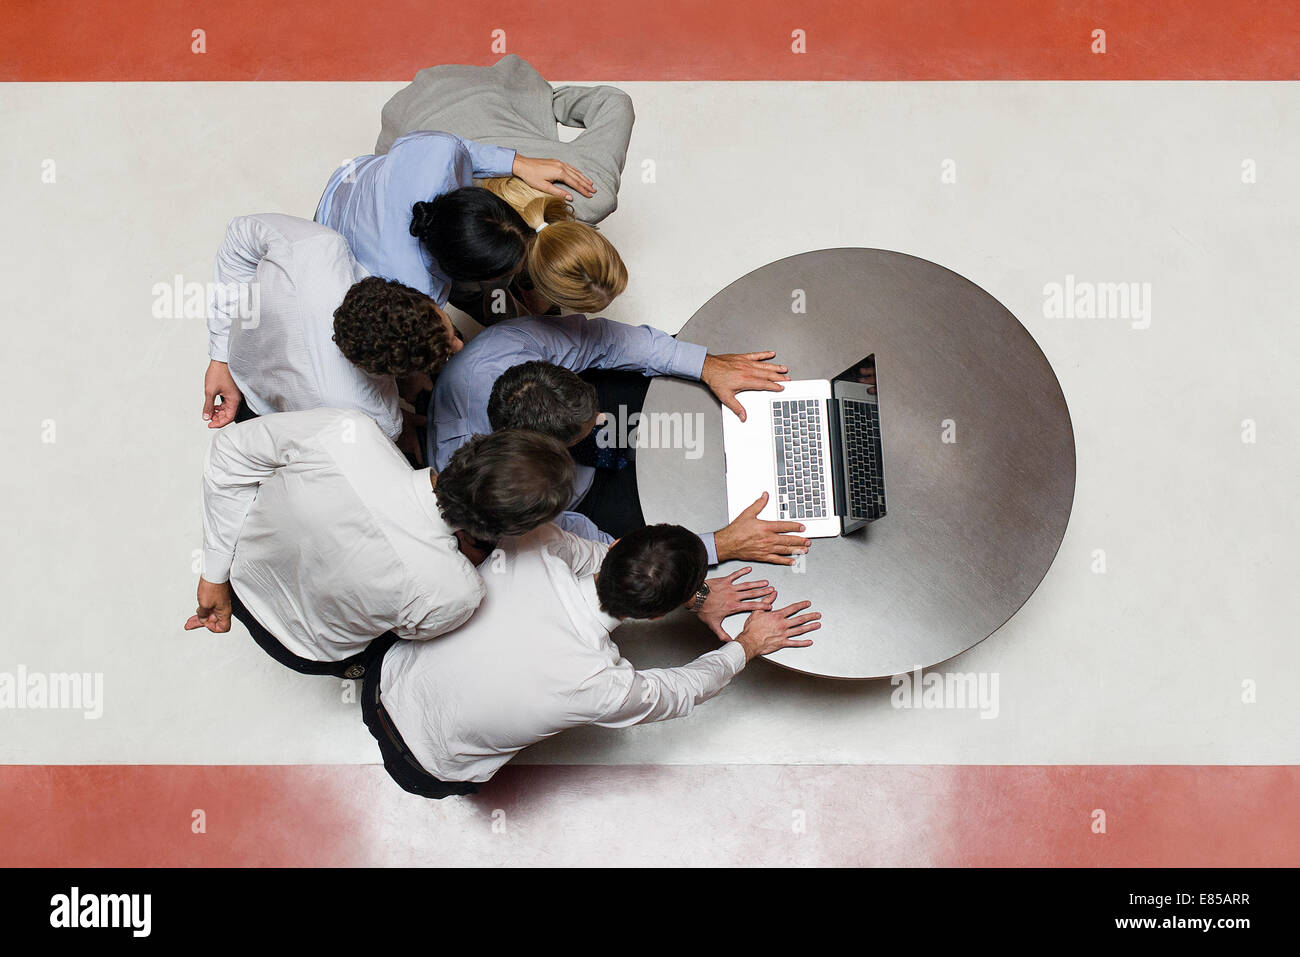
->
[[429, 314, 719, 561], [314, 131, 517, 306]]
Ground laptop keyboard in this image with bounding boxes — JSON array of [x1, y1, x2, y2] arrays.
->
[[842, 398, 887, 521], [772, 399, 829, 520]]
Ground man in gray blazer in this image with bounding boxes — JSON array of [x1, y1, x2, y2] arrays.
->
[[375, 54, 634, 224]]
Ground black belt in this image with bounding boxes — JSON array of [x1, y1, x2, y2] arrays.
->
[[230, 586, 378, 678], [365, 647, 449, 781]]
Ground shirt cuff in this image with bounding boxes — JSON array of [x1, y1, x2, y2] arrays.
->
[[201, 547, 233, 585], [720, 640, 748, 672], [668, 340, 708, 380], [208, 335, 229, 364], [481, 144, 517, 178], [700, 531, 719, 566]]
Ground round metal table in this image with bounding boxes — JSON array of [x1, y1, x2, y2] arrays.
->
[[637, 248, 1075, 679]]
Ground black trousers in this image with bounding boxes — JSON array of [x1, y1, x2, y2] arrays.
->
[[361, 646, 480, 800], [573, 370, 650, 539], [233, 399, 259, 424], [229, 585, 389, 680]]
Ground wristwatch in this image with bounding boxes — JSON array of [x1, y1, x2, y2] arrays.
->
[[686, 581, 710, 613]]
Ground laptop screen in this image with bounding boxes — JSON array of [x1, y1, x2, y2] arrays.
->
[[830, 354, 886, 528], [831, 353, 877, 398]]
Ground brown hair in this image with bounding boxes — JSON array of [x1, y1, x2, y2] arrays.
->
[[596, 525, 709, 620], [332, 277, 456, 376], [434, 430, 576, 542], [476, 177, 627, 313]]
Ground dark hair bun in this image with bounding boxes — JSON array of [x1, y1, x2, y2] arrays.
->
[[409, 200, 435, 237]]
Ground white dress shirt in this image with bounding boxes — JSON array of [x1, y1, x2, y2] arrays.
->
[[201, 408, 485, 662], [379, 523, 748, 782], [208, 213, 403, 440]]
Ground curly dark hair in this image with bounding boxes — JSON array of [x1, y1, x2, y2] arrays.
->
[[434, 430, 576, 543], [332, 276, 457, 376], [596, 524, 709, 620]]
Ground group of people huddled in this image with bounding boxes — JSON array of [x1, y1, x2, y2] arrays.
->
[[183, 56, 820, 798]]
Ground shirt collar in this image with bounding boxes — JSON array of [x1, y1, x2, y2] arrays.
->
[[579, 574, 622, 634]]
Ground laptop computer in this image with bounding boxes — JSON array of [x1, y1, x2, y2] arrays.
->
[[722, 353, 886, 538]]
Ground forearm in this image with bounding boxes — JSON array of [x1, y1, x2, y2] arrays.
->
[[200, 439, 257, 583], [199, 413, 314, 580], [551, 85, 634, 186], [207, 222, 260, 361], [461, 136, 516, 178], [548, 314, 706, 379], [596, 643, 747, 727]]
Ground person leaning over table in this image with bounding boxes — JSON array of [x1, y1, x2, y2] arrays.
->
[[361, 522, 820, 798], [436, 340, 811, 565], [200, 213, 462, 464], [184, 407, 574, 679]]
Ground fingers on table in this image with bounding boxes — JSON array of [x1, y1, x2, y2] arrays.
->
[[775, 600, 814, 617], [763, 518, 806, 533], [769, 537, 809, 556]]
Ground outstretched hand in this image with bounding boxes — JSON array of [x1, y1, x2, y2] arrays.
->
[[714, 492, 810, 566], [734, 600, 820, 659], [701, 351, 789, 422], [691, 566, 776, 641]]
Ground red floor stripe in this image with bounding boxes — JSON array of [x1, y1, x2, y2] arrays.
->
[[3, 0, 1298, 82], [2, 765, 1296, 866]]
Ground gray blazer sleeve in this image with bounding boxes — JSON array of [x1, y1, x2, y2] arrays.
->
[[550, 85, 635, 222]]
